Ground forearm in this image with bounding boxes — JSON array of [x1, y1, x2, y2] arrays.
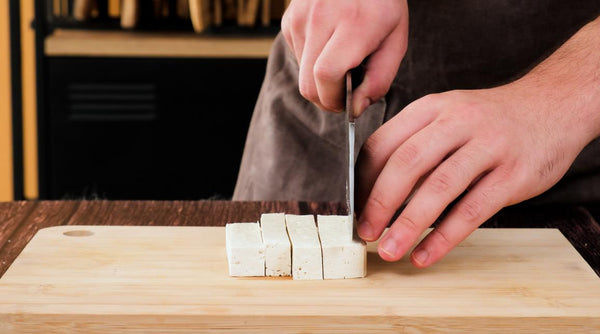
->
[[511, 16, 600, 144]]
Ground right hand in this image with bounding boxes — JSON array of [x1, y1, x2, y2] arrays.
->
[[281, 0, 409, 117]]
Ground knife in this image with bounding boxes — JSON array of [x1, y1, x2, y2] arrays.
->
[[345, 72, 356, 226]]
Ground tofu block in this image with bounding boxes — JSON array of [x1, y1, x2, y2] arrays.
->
[[260, 213, 291, 276], [285, 214, 323, 280], [225, 222, 265, 277], [317, 215, 367, 279]]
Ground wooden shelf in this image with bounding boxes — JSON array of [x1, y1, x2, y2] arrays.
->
[[45, 29, 275, 58]]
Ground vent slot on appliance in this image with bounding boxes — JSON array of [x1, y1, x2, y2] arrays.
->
[[67, 83, 157, 121]]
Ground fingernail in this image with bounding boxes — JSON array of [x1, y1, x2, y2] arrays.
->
[[353, 98, 371, 117], [358, 220, 374, 240], [380, 237, 398, 257], [412, 248, 429, 266]]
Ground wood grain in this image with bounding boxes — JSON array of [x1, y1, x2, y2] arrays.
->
[[0, 201, 345, 277], [0, 200, 599, 281], [1, 225, 599, 333], [483, 205, 600, 276], [45, 29, 275, 58]]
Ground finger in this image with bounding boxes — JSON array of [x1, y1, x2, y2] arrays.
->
[[313, 25, 389, 111], [352, 23, 408, 117], [280, 0, 307, 63], [375, 142, 496, 261], [357, 119, 469, 242], [291, 34, 306, 64], [280, 12, 295, 57], [297, 7, 334, 106], [409, 167, 511, 267], [280, 4, 297, 60], [356, 96, 443, 215]]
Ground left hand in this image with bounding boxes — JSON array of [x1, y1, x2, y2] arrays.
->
[[355, 83, 594, 267]]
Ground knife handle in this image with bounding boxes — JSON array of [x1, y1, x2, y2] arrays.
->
[[350, 65, 365, 91], [346, 65, 365, 121]]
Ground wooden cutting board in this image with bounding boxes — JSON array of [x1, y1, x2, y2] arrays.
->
[[1, 225, 599, 333]]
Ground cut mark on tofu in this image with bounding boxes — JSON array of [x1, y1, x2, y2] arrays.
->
[[226, 214, 367, 280], [225, 222, 265, 277], [285, 214, 323, 280], [317, 215, 367, 279], [260, 213, 292, 277]]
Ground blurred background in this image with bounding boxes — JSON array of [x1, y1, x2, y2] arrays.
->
[[1, 0, 288, 201]]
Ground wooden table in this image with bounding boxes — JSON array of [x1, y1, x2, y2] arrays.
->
[[1, 200, 599, 278]]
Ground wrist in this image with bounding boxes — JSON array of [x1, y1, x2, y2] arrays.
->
[[507, 18, 600, 146]]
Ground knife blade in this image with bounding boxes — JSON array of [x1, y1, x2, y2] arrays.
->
[[345, 72, 355, 225]]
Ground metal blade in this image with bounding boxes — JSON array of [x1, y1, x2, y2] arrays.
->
[[345, 72, 355, 222]]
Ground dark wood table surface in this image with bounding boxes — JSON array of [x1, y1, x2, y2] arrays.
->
[[1, 200, 599, 278]]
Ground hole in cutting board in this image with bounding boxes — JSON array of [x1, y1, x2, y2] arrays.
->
[[63, 230, 95, 237]]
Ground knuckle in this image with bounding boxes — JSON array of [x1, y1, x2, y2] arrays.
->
[[290, 13, 304, 33], [361, 131, 385, 161], [498, 164, 525, 191], [420, 93, 443, 106], [390, 142, 421, 169], [281, 11, 291, 32], [319, 98, 340, 111], [426, 171, 454, 196], [459, 100, 480, 114], [313, 61, 339, 83], [430, 228, 453, 249], [456, 198, 484, 224], [447, 156, 471, 177], [368, 80, 389, 101], [339, 4, 361, 23], [431, 116, 458, 138], [307, 4, 328, 26], [367, 189, 395, 213], [281, 7, 300, 33], [396, 215, 420, 234], [298, 78, 317, 102]]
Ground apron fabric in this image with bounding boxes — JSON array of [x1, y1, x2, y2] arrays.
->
[[234, 1, 600, 205]]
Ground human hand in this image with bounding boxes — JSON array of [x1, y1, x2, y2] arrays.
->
[[355, 83, 596, 267], [281, 0, 409, 116]]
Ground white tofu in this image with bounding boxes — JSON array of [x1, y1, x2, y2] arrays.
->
[[260, 213, 291, 276], [225, 222, 265, 277], [317, 214, 354, 242], [285, 214, 323, 280], [317, 215, 367, 279]]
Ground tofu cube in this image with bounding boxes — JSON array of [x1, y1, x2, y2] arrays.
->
[[260, 213, 292, 276], [317, 215, 366, 279], [285, 214, 323, 280], [225, 222, 265, 276]]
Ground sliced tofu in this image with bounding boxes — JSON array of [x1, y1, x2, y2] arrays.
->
[[260, 213, 291, 277], [317, 215, 367, 279], [225, 222, 265, 277], [285, 214, 323, 280]]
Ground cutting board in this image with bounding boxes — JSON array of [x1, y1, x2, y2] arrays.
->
[[1, 225, 599, 333]]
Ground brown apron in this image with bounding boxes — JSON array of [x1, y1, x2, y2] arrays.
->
[[234, 1, 600, 205]]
